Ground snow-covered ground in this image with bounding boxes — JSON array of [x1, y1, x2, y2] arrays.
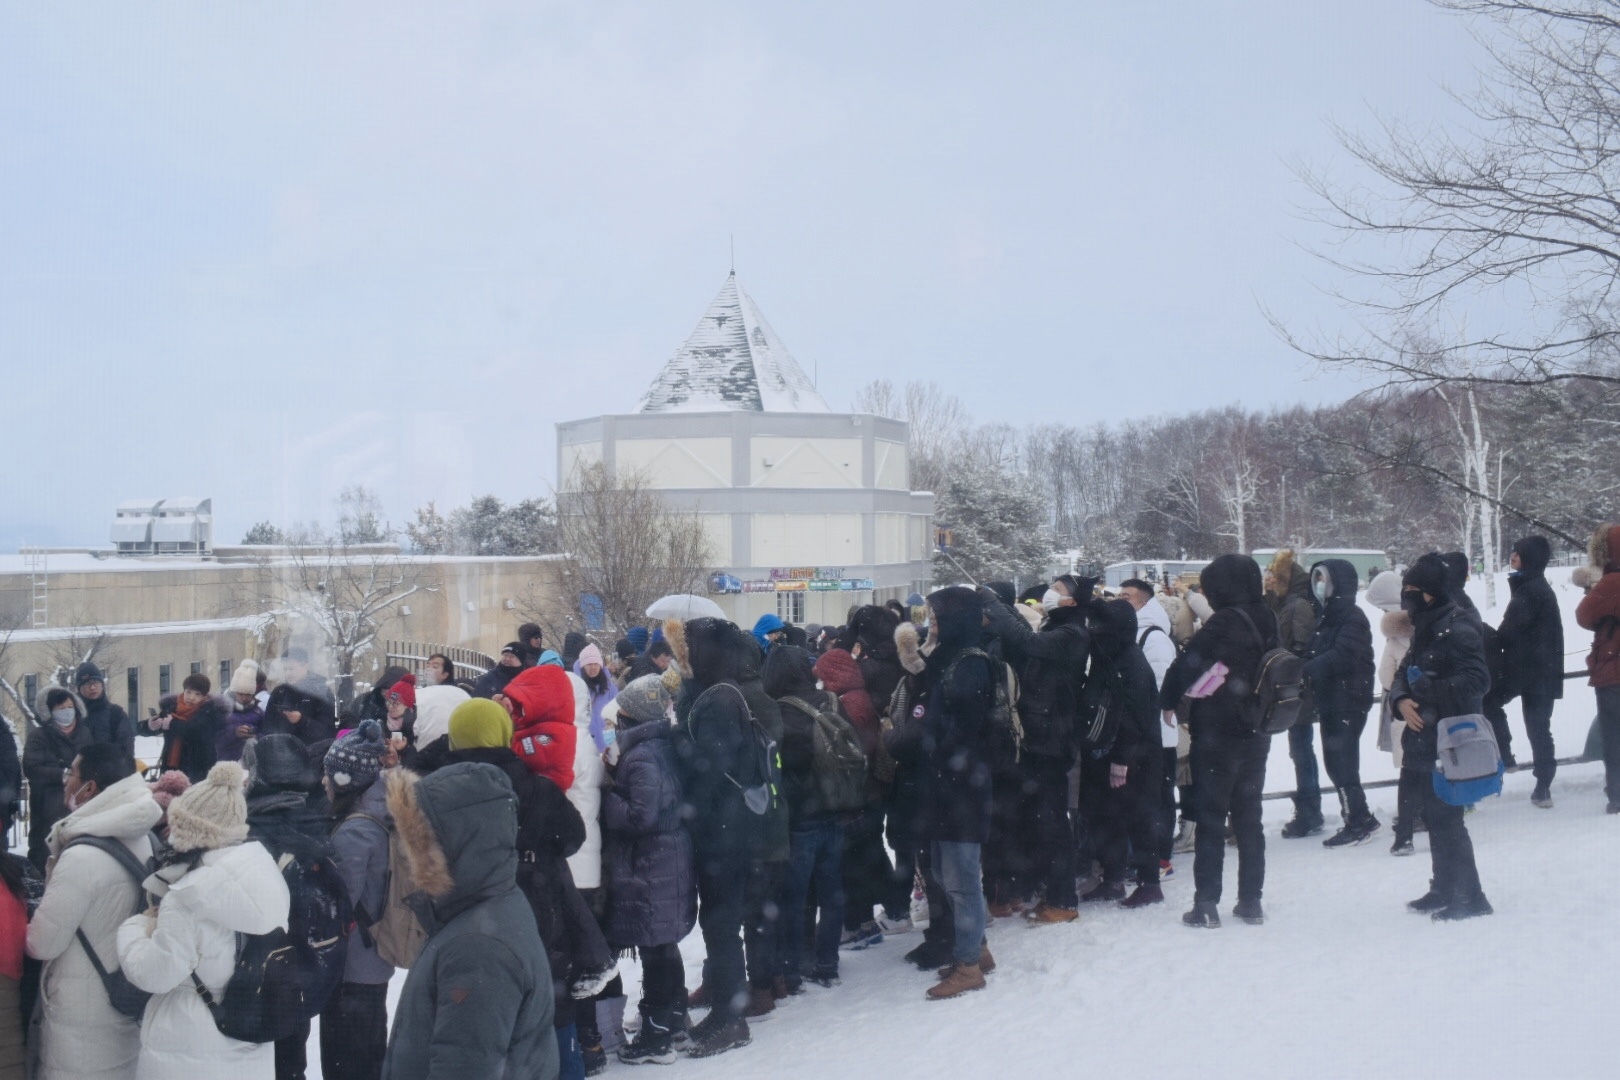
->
[[157, 569, 1620, 1077]]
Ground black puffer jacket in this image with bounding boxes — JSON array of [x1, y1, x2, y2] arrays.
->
[[140, 694, 226, 781], [75, 664, 135, 754], [260, 683, 337, 746], [1303, 559, 1375, 718], [1497, 536, 1565, 700], [764, 646, 840, 824], [920, 587, 996, 844], [982, 596, 1090, 761], [1082, 599, 1160, 767], [1158, 554, 1278, 740], [674, 618, 764, 859], [1392, 598, 1491, 772], [602, 720, 696, 948]]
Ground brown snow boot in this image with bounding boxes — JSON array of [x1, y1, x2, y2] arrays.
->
[[743, 984, 776, 1021], [937, 943, 995, 978], [926, 962, 985, 1000], [1026, 903, 1079, 925]]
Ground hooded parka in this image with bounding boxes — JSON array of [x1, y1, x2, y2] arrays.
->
[[1496, 536, 1565, 701], [28, 773, 162, 1080]]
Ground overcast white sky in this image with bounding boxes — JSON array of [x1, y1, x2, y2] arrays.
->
[[0, 1, 1483, 546]]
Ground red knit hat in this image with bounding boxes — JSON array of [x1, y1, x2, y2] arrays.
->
[[387, 673, 418, 709]]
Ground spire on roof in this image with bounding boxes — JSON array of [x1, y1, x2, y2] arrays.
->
[[636, 274, 830, 413]]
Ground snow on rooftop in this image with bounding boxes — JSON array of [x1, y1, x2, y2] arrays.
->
[[636, 273, 830, 414]]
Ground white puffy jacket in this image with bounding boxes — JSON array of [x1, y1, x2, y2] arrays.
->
[[413, 684, 470, 749], [1134, 599, 1181, 749], [116, 842, 289, 1080], [564, 672, 604, 889], [28, 774, 163, 1080]]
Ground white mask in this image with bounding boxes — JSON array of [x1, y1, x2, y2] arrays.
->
[[1041, 589, 1065, 613], [50, 706, 76, 728]]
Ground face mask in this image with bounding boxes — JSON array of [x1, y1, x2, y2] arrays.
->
[[65, 783, 88, 812], [50, 707, 76, 728], [603, 727, 618, 747], [1041, 589, 1065, 613], [1312, 579, 1330, 604], [1400, 591, 1426, 615]]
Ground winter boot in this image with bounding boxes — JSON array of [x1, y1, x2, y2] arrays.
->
[[619, 1008, 678, 1066], [1280, 811, 1325, 839], [1323, 816, 1381, 848], [1531, 782, 1553, 808], [1120, 883, 1164, 908], [1171, 820, 1197, 854], [1026, 903, 1079, 925], [807, 965, 840, 988], [1608, 801, 1620, 814], [839, 921, 884, 950], [1232, 898, 1264, 925], [1407, 884, 1448, 913], [1079, 880, 1126, 903], [582, 1041, 607, 1077], [904, 937, 954, 971], [1182, 900, 1221, 929], [743, 985, 776, 1021], [1433, 893, 1494, 921], [937, 943, 996, 978], [926, 963, 985, 1000], [1390, 835, 1415, 856], [683, 1012, 750, 1058]]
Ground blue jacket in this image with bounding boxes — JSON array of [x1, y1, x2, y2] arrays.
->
[[602, 722, 696, 948]]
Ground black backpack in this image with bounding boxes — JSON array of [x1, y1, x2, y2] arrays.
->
[[61, 835, 155, 1022], [943, 647, 1022, 769], [1232, 608, 1306, 736], [192, 848, 351, 1044]]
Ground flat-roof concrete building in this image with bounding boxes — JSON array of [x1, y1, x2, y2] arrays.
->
[[556, 273, 935, 627]]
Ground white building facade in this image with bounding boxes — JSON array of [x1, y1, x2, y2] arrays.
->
[[556, 273, 935, 627]]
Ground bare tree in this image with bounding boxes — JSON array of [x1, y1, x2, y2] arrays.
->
[[1279, 0, 1620, 394], [852, 379, 971, 492], [526, 462, 713, 638], [39, 616, 122, 691], [233, 544, 437, 706], [0, 610, 36, 725]]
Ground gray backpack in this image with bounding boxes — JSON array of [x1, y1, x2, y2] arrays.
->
[[1432, 713, 1504, 805]]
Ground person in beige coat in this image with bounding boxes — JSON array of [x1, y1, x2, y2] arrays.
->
[[28, 746, 160, 1080]]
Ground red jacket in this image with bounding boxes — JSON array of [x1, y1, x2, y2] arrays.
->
[[813, 649, 880, 756], [503, 665, 578, 789]]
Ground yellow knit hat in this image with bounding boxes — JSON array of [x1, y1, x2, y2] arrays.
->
[[448, 698, 514, 751]]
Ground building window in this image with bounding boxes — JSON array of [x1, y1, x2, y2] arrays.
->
[[127, 667, 140, 719], [22, 674, 37, 710], [219, 660, 232, 688], [190, 661, 203, 676], [777, 592, 804, 624], [159, 664, 172, 696]]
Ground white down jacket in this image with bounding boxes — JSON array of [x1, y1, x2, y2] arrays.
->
[[28, 773, 163, 1080], [116, 842, 289, 1080], [564, 671, 605, 889]]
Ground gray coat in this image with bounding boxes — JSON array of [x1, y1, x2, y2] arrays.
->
[[330, 777, 393, 985], [382, 762, 556, 1080], [602, 721, 696, 948]]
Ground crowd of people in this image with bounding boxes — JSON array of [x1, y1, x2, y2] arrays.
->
[[0, 523, 1615, 1079]]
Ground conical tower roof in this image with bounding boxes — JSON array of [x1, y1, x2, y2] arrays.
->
[[636, 273, 829, 413]]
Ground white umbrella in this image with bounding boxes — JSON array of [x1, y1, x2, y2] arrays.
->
[[646, 593, 726, 622]]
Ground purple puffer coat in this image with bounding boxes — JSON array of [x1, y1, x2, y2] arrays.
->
[[601, 720, 695, 948]]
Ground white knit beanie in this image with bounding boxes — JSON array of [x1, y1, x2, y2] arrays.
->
[[166, 761, 251, 853], [228, 659, 260, 696]]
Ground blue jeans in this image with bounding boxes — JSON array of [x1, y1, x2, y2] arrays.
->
[[556, 1023, 585, 1080], [931, 840, 986, 967], [1288, 722, 1321, 816], [779, 821, 844, 979]]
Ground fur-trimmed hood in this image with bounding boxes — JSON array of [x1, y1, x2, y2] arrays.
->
[[663, 618, 689, 677], [386, 761, 518, 922], [838, 605, 902, 661], [679, 617, 757, 688], [1591, 524, 1620, 573], [895, 622, 925, 675]]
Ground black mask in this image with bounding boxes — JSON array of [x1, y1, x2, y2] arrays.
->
[[1401, 591, 1430, 615]]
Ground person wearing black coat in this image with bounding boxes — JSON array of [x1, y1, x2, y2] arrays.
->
[[471, 644, 526, 700], [1390, 553, 1493, 920], [919, 586, 997, 1000], [261, 682, 338, 747], [1157, 554, 1278, 928], [979, 576, 1092, 919], [74, 663, 135, 756], [1496, 535, 1565, 805], [243, 735, 345, 1080], [668, 617, 760, 1056], [1078, 599, 1165, 907], [1303, 559, 1380, 847], [138, 674, 226, 782], [762, 646, 846, 992], [602, 676, 696, 1065], [22, 689, 94, 870]]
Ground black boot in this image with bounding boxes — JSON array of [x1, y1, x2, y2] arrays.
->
[[1280, 810, 1325, 839], [1433, 893, 1494, 921], [619, 1007, 678, 1066], [683, 1011, 751, 1058], [1324, 815, 1381, 848], [1231, 898, 1264, 925], [904, 937, 953, 971], [1182, 899, 1222, 929], [1407, 881, 1448, 913]]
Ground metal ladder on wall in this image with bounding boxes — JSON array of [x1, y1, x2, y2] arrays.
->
[[21, 547, 46, 627]]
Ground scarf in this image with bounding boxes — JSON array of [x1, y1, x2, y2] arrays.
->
[[165, 697, 202, 768]]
